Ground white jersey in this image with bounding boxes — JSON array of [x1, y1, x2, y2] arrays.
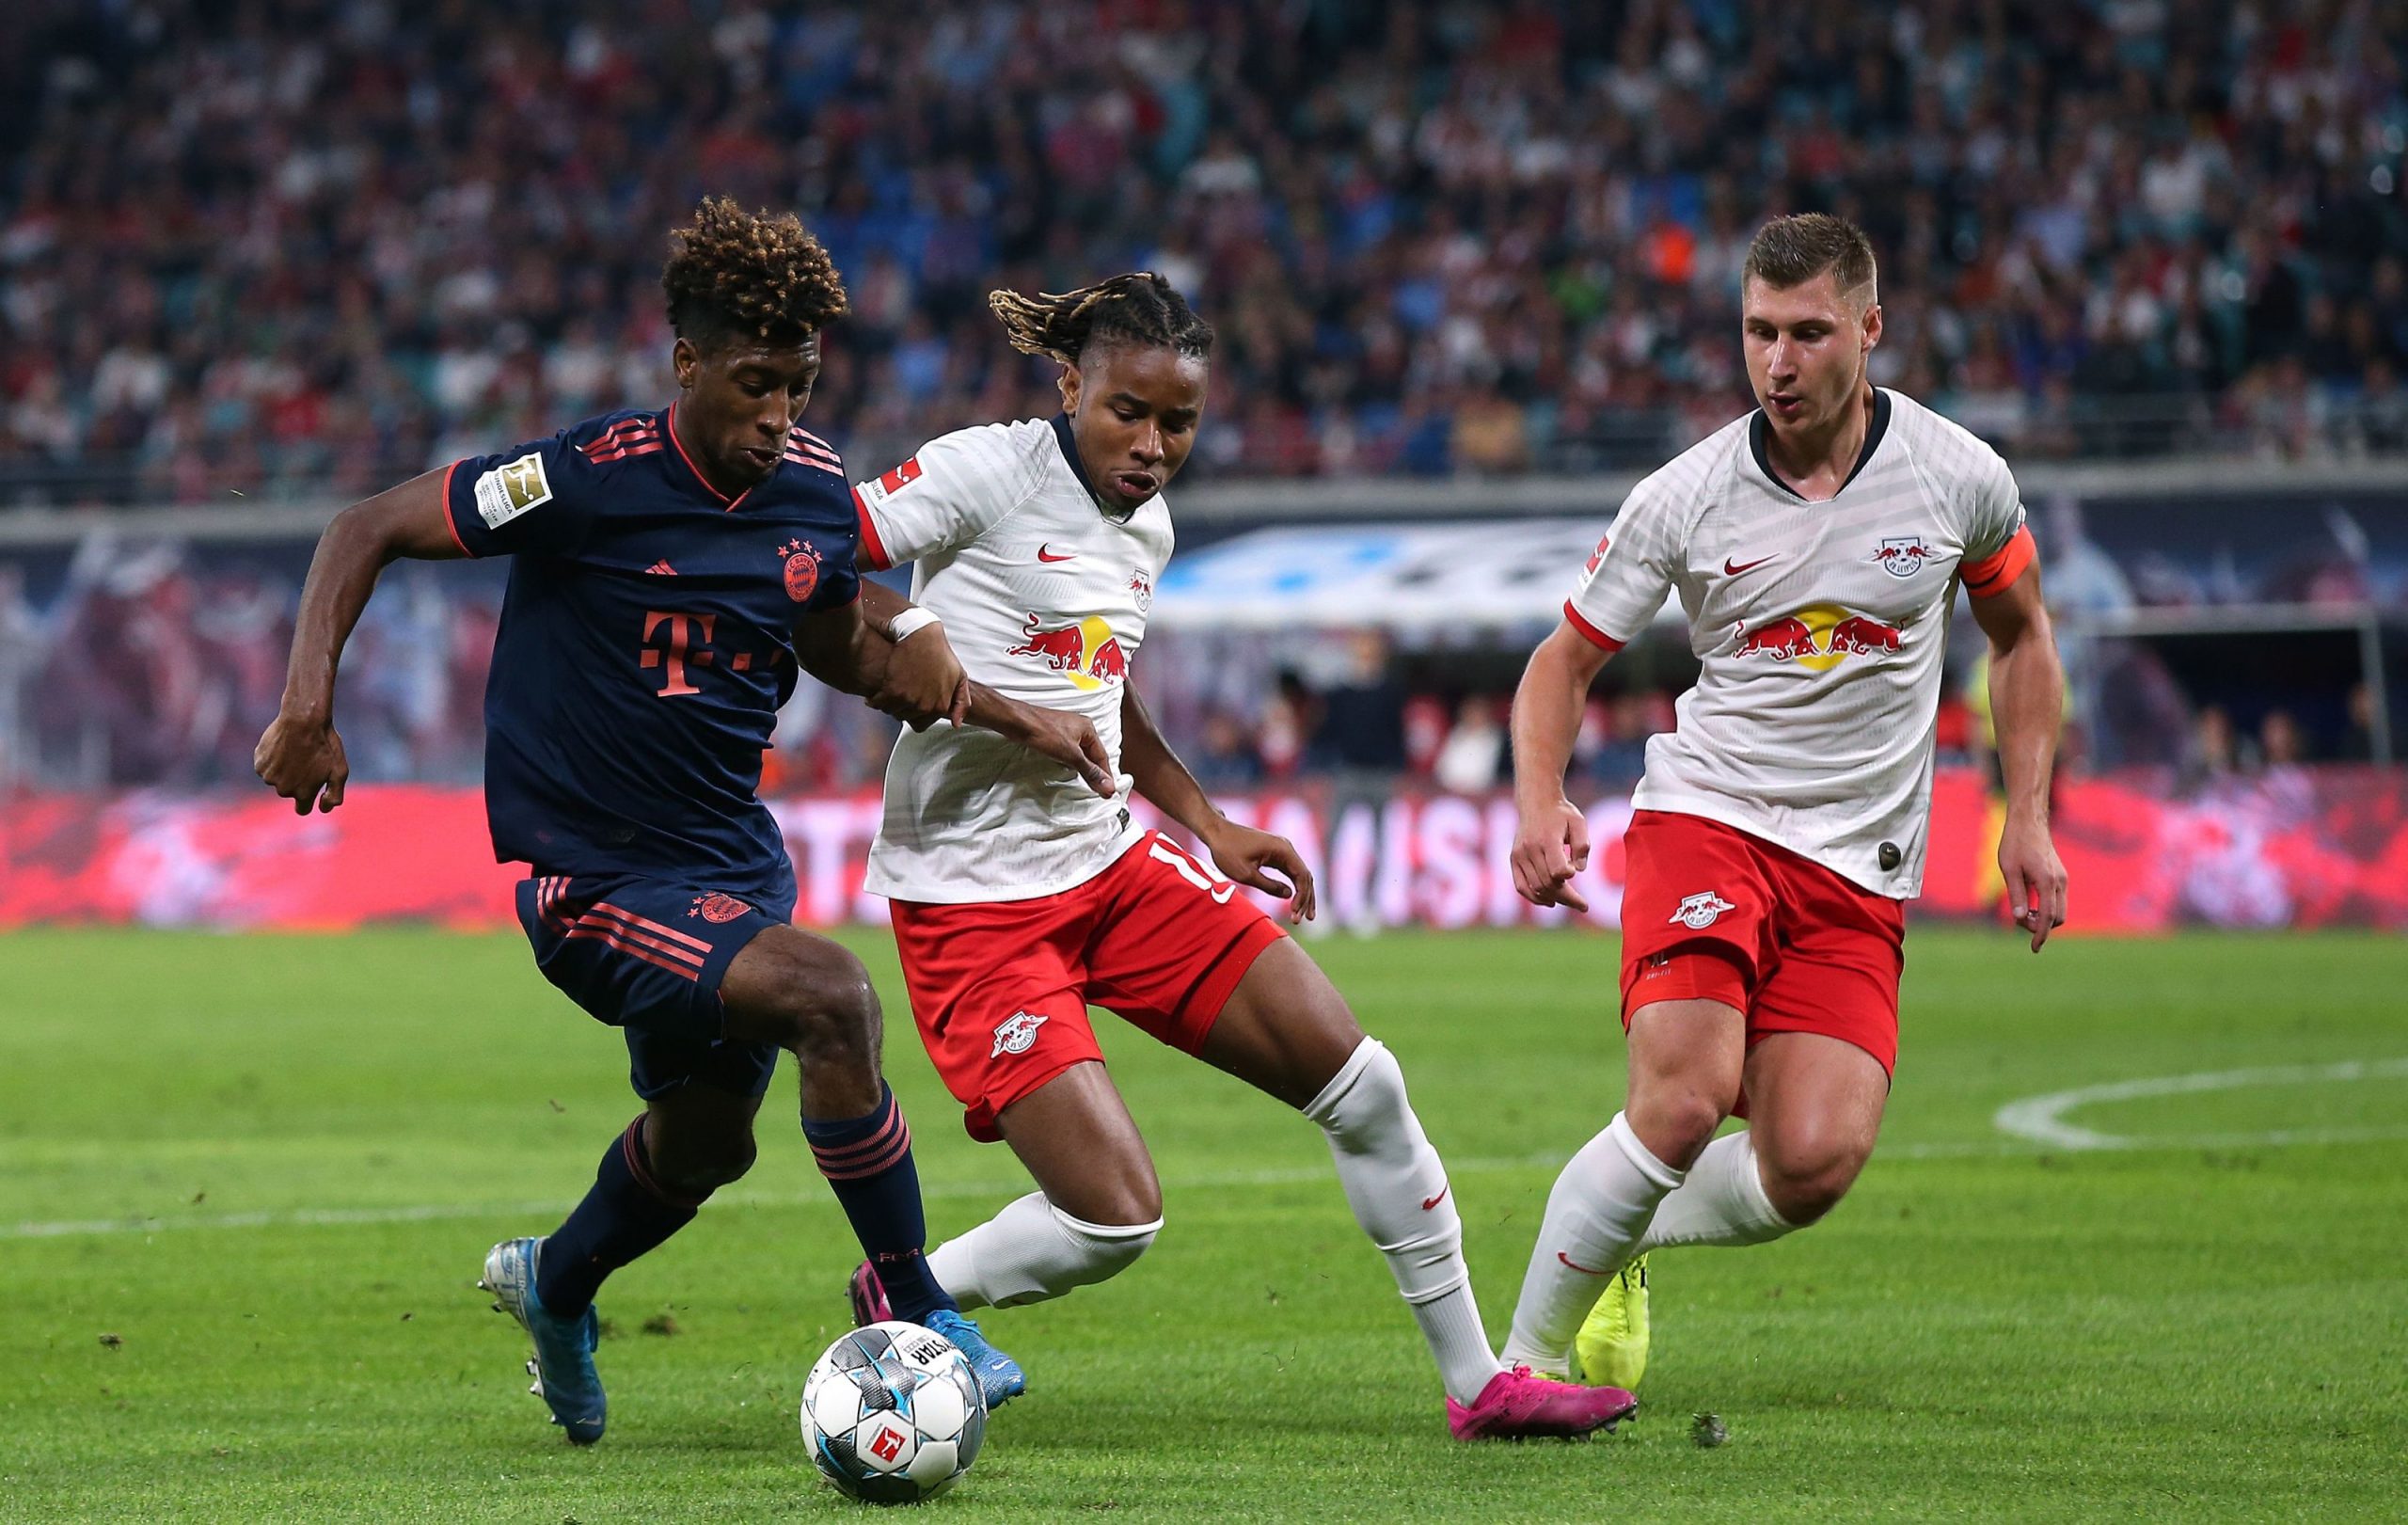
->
[[854, 417, 1169, 903], [1566, 389, 2034, 898]]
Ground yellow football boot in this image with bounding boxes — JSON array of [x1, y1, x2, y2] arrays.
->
[[1572, 1253, 1649, 1390]]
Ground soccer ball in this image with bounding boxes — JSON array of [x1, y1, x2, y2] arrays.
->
[[800, 1320, 988, 1504]]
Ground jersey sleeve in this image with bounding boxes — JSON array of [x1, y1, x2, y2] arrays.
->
[[1959, 446, 2036, 599], [851, 424, 1037, 570], [1563, 477, 1682, 650], [440, 429, 604, 559], [806, 507, 863, 612]]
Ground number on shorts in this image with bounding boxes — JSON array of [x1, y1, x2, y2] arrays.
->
[[1149, 838, 1237, 903]]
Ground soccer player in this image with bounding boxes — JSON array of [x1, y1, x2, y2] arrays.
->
[[253, 199, 1107, 1442], [839, 273, 1636, 1440], [1498, 214, 2068, 1388]]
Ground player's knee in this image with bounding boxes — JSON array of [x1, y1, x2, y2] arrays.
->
[[1759, 1139, 1866, 1224], [654, 1133, 757, 1199], [1624, 1088, 1725, 1169], [1071, 1169, 1164, 1230], [1302, 1038, 1410, 1146], [1051, 1202, 1161, 1284], [755, 945, 881, 1066]]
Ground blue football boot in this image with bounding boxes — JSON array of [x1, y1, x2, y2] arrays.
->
[[925, 1308, 1026, 1412], [480, 1237, 606, 1444]]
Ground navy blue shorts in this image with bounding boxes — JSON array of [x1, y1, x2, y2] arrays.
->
[[515, 871, 793, 1102]]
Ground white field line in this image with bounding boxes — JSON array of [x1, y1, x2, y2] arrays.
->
[[1991, 1056, 2408, 1150], [12, 1059, 2407, 1243]]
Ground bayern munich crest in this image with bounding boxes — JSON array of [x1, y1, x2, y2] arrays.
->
[[689, 892, 752, 923], [780, 538, 824, 603]]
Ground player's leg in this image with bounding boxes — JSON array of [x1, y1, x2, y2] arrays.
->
[[716, 921, 1028, 1406], [1584, 854, 1904, 1387], [1625, 1036, 1883, 1256], [488, 873, 785, 1442], [1071, 834, 1476, 1368], [1196, 941, 1500, 1400], [1664, 865, 1903, 1233], [877, 890, 1166, 1312], [1499, 809, 1772, 1377], [1192, 938, 1639, 1437], [1497, 993, 1742, 1374], [918, 1061, 1167, 1311], [530, 1080, 767, 1327], [716, 928, 970, 1317], [1735, 1031, 1889, 1222]]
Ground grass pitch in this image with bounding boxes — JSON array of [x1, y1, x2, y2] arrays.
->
[[4, 928, 2405, 1522]]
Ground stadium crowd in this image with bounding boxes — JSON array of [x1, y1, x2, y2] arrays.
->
[[3, 0, 2407, 505]]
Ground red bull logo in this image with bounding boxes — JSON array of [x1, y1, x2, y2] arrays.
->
[[1828, 614, 1902, 654], [1734, 604, 1904, 670], [1735, 615, 1817, 660], [1006, 612, 1130, 691]]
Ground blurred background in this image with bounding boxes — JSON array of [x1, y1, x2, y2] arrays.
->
[[1, 0, 2402, 931]]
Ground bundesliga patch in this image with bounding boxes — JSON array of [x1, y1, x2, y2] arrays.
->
[[474, 452, 552, 530], [857, 455, 921, 508]]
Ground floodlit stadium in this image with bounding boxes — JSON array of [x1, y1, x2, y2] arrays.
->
[[3, 3, 2404, 1519]]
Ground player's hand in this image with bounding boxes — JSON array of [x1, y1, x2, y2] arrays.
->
[[875, 625, 972, 730], [1998, 812, 2067, 951], [1202, 819, 1318, 924], [1008, 702, 1117, 798], [1511, 796, 1592, 912], [253, 710, 350, 815]]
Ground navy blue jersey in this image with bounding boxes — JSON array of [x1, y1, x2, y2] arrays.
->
[[442, 405, 862, 890]]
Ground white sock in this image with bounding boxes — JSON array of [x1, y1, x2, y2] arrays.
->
[[1499, 1112, 1685, 1374], [924, 1191, 1159, 1312], [1304, 1037, 1502, 1405], [1636, 1130, 1798, 1253]]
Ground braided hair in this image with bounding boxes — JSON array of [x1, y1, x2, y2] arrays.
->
[[987, 273, 1214, 365], [661, 196, 848, 351]]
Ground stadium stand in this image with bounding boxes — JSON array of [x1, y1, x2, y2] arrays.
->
[[3, 0, 2405, 505]]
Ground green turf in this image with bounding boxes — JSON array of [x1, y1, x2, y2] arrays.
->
[[4, 929, 2405, 1522]]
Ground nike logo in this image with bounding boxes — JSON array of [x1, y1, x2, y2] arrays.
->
[[1037, 545, 1077, 563], [1724, 554, 1776, 576], [1421, 1183, 1450, 1212], [1557, 1250, 1611, 1276]]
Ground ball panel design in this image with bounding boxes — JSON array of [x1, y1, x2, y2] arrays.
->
[[800, 1319, 990, 1504]]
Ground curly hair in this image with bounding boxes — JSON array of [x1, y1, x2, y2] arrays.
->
[[987, 272, 1213, 365], [660, 196, 848, 351]]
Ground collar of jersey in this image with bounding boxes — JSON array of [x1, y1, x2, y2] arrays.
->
[[1051, 412, 1135, 524], [663, 401, 774, 511], [1750, 387, 1893, 502]]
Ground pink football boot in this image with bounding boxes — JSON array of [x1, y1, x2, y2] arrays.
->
[[1447, 1366, 1639, 1440]]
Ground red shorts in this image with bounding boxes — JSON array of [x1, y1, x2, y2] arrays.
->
[[888, 832, 1289, 1141], [1618, 810, 1907, 1079]]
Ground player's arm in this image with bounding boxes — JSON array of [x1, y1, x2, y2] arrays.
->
[[1970, 561, 2068, 950], [811, 580, 1115, 796], [1121, 680, 1315, 922], [792, 591, 972, 730], [254, 468, 467, 814], [1510, 621, 1618, 912]]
